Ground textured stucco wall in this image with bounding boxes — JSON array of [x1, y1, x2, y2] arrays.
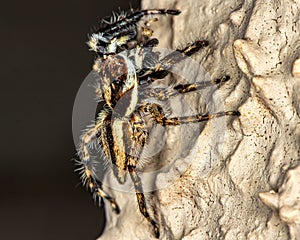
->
[[99, 0, 300, 239]]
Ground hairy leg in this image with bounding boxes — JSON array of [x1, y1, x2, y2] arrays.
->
[[144, 75, 231, 101], [138, 40, 209, 83], [103, 9, 181, 38], [127, 156, 160, 238], [139, 102, 240, 126], [77, 113, 120, 213]]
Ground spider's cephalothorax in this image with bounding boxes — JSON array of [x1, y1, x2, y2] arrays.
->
[[77, 8, 240, 238]]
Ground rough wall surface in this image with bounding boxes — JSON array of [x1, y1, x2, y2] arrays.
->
[[99, 0, 300, 239]]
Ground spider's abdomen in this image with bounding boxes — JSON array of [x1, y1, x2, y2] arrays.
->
[[109, 114, 148, 184]]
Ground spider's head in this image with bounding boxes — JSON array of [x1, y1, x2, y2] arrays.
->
[[88, 32, 133, 57]]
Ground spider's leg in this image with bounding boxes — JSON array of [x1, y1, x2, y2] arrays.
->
[[161, 39, 209, 65], [78, 117, 120, 214], [103, 9, 181, 35], [145, 75, 231, 101], [138, 40, 209, 83], [140, 103, 240, 126], [127, 156, 160, 238], [171, 75, 230, 96]]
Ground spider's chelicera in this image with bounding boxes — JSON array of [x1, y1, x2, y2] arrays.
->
[[76, 8, 240, 238]]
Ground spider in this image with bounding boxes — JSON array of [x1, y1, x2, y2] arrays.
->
[[76, 8, 240, 238]]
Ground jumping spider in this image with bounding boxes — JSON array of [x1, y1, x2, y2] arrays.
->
[[77, 8, 240, 238]]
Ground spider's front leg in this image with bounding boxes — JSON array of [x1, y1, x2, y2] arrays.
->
[[139, 102, 240, 126], [138, 39, 233, 100], [127, 156, 160, 238], [104, 9, 180, 36], [139, 39, 209, 83]]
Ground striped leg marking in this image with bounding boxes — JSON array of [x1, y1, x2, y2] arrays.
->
[[78, 120, 120, 214], [128, 157, 160, 238], [138, 40, 210, 82], [146, 75, 231, 101], [140, 103, 240, 126], [86, 169, 120, 214], [171, 75, 230, 95]]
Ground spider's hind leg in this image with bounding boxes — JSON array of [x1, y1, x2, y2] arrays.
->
[[77, 120, 120, 214], [127, 156, 160, 238]]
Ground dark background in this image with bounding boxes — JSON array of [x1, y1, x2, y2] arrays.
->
[[1, 1, 140, 239]]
